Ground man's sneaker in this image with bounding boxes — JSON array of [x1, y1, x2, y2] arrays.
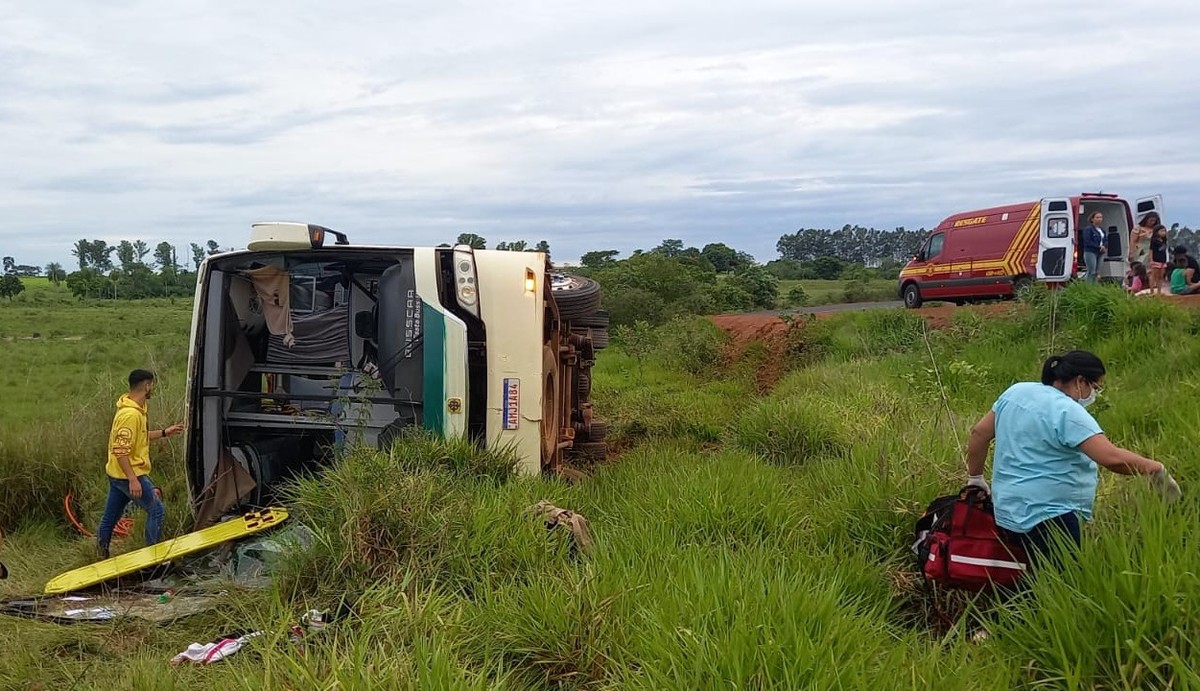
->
[[97, 544, 110, 560]]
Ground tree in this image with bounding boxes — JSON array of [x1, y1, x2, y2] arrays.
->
[[116, 240, 137, 271], [66, 268, 113, 299], [112, 264, 164, 299], [206, 239, 221, 256], [72, 239, 90, 270], [726, 265, 779, 309], [495, 240, 528, 252], [133, 240, 150, 264], [580, 250, 620, 269], [87, 240, 115, 272], [652, 239, 685, 257], [154, 242, 177, 274], [700, 243, 737, 273], [1, 257, 13, 274], [812, 255, 844, 280], [590, 252, 718, 326], [0, 273, 24, 301], [45, 262, 66, 285], [533, 240, 551, 257], [190, 243, 206, 270], [456, 233, 487, 250]]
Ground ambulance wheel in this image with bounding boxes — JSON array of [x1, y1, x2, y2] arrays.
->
[[902, 283, 923, 309], [1012, 275, 1033, 298]]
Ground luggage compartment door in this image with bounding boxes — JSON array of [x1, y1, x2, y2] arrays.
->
[[1036, 198, 1074, 281]]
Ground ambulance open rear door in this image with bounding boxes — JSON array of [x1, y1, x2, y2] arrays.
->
[[1036, 198, 1074, 282]]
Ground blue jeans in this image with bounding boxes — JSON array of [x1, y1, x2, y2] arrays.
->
[[1083, 250, 1101, 282], [1012, 511, 1081, 572], [97, 475, 165, 555]]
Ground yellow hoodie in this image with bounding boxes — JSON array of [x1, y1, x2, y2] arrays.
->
[[106, 394, 151, 479]]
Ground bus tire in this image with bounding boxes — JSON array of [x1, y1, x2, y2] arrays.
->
[[552, 275, 602, 320], [573, 309, 609, 328], [573, 441, 608, 462]]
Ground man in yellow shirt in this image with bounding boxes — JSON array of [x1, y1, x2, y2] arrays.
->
[[97, 369, 184, 559]]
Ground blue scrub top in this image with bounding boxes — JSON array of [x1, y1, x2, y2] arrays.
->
[[991, 381, 1104, 533]]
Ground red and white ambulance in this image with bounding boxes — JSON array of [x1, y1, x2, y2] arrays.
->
[[898, 192, 1164, 308]]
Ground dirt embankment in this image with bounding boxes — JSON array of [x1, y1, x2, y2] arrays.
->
[[711, 294, 1200, 390], [710, 304, 1010, 391], [715, 293, 1200, 345]]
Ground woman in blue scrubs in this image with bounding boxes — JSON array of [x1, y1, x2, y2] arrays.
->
[[965, 350, 1181, 567]]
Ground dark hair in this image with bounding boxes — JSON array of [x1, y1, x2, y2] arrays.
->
[[1173, 245, 1189, 256], [1041, 350, 1105, 386], [1130, 261, 1148, 281], [1140, 212, 1160, 227], [128, 369, 156, 389]]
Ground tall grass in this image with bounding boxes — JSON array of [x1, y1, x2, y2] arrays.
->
[[2, 282, 1199, 689], [0, 282, 192, 531]]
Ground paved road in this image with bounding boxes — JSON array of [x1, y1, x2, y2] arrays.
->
[[724, 301, 905, 318]]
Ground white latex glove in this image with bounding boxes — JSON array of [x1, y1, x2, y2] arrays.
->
[[967, 475, 990, 494], [1151, 468, 1182, 502]]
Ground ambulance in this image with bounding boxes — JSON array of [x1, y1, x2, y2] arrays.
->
[[898, 193, 1163, 308]]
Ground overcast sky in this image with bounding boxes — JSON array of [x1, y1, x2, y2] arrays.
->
[[2, 0, 1199, 268]]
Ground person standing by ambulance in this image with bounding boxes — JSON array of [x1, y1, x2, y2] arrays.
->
[[1081, 211, 1107, 282], [96, 369, 185, 559], [1129, 212, 1158, 266]]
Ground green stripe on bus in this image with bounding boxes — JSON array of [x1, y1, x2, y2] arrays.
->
[[422, 301, 445, 433]]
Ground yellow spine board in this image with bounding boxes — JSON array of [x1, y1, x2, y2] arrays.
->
[[44, 507, 289, 595]]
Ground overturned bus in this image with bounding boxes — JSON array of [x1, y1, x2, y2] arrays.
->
[[183, 222, 608, 527]]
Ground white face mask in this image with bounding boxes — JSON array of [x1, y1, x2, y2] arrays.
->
[[1077, 381, 1101, 408]]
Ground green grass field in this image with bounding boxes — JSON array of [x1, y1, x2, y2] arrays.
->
[[1, 281, 1199, 689], [776, 278, 898, 307]]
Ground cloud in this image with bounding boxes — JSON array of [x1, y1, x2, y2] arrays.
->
[[2, 0, 1200, 268]]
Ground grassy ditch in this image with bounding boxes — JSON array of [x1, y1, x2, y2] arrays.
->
[[1, 283, 1198, 689]]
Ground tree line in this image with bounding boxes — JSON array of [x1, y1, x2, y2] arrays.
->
[[0, 238, 238, 301], [6, 222, 1200, 306]]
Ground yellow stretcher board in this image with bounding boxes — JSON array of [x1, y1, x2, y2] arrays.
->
[[44, 507, 289, 595]]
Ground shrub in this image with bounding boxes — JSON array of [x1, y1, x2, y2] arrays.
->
[[654, 316, 730, 376], [709, 282, 754, 312], [785, 285, 809, 308], [726, 266, 778, 309], [731, 399, 851, 465]]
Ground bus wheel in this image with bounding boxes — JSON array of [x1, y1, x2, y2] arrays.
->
[[902, 283, 922, 309], [541, 345, 562, 473], [550, 274, 602, 320]]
